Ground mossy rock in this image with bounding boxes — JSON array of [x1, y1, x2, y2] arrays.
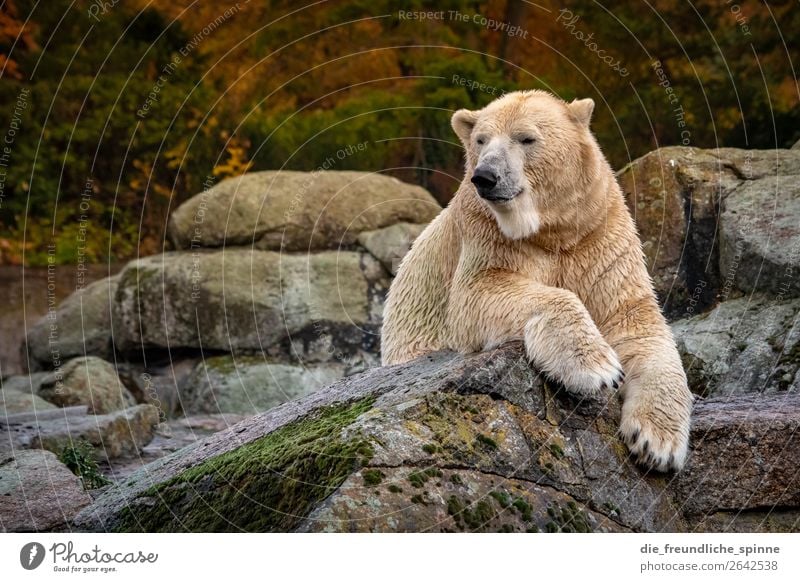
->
[[114, 398, 375, 532]]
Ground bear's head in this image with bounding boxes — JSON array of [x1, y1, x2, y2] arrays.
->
[[452, 90, 603, 241]]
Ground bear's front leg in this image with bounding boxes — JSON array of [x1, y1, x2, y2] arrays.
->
[[522, 289, 625, 395], [602, 297, 693, 472], [450, 273, 624, 394]]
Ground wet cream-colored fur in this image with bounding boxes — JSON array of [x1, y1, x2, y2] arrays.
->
[[381, 90, 693, 472]]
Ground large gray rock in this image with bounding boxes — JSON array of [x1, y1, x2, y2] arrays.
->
[[357, 222, 427, 275], [672, 295, 800, 396], [1, 372, 49, 394], [0, 389, 56, 415], [0, 450, 92, 532], [720, 174, 800, 298], [73, 344, 800, 533], [618, 146, 800, 318], [181, 354, 346, 415], [112, 249, 389, 355], [23, 275, 119, 371], [675, 391, 800, 523], [168, 171, 441, 252], [38, 356, 136, 414], [1, 404, 159, 461]]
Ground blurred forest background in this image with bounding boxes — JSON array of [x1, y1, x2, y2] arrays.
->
[[0, 0, 798, 265]]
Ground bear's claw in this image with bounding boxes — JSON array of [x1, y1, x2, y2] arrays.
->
[[619, 412, 689, 472]]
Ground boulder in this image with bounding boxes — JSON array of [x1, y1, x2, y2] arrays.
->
[[73, 344, 800, 533], [1, 404, 159, 461], [357, 222, 427, 275], [22, 275, 119, 372], [672, 295, 800, 396], [0, 450, 92, 532], [168, 171, 441, 252], [618, 146, 800, 318], [116, 358, 198, 419], [720, 174, 800, 298], [0, 389, 56, 415], [112, 250, 389, 355], [37, 356, 136, 414], [674, 391, 800, 531], [181, 354, 346, 415], [1, 372, 49, 394]]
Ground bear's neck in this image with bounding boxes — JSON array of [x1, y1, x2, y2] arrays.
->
[[533, 168, 623, 252]]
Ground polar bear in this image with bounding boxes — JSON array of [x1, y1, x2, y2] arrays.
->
[[381, 90, 692, 472]]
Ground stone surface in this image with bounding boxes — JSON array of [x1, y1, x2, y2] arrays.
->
[[720, 174, 800, 298], [37, 356, 136, 414], [0, 389, 56, 415], [675, 392, 800, 519], [116, 358, 198, 419], [357, 222, 427, 275], [72, 343, 800, 533], [23, 275, 119, 372], [112, 249, 389, 355], [0, 449, 92, 532], [1, 372, 49, 394], [98, 414, 249, 484], [181, 354, 345, 415], [168, 171, 441, 252], [672, 295, 800, 395], [1, 404, 160, 461], [618, 146, 800, 318]]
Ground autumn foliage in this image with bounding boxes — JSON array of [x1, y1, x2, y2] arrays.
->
[[0, 0, 797, 265]]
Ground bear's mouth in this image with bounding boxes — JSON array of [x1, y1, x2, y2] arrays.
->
[[481, 189, 523, 204]]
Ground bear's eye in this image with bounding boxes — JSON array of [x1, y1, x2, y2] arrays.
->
[[521, 137, 536, 145], [476, 137, 485, 145]]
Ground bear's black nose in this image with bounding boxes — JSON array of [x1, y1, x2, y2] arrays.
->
[[471, 167, 498, 198]]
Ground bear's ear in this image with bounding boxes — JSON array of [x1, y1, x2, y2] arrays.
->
[[568, 98, 594, 127], [451, 108, 479, 145]]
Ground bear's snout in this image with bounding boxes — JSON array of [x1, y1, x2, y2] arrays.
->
[[471, 166, 503, 200]]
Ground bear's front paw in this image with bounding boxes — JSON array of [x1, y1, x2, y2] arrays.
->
[[524, 315, 624, 396], [619, 392, 691, 472]]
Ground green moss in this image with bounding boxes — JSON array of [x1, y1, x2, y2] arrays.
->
[[421, 443, 438, 454], [449, 474, 463, 485], [549, 443, 564, 459], [408, 471, 426, 488], [447, 495, 496, 531], [114, 397, 375, 532], [462, 500, 495, 531], [512, 498, 533, 522], [407, 466, 442, 488], [387, 484, 403, 494], [447, 496, 464, 529], [362, 469, 384, 486], [544, 501, 593, 533], [489, 491, 511, 509], [474, 434, 498, 450]]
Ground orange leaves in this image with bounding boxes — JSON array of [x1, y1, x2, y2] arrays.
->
[[212, 136, 253, 179]]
